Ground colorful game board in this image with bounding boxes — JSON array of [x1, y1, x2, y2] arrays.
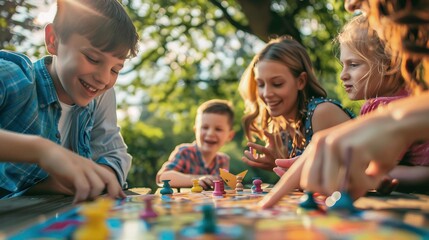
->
[[6, 189, 429, 240]]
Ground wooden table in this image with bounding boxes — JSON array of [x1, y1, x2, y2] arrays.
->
[[0, 188, 151, 236]]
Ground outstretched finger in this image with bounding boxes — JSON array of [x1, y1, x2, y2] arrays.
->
[[259, 156, 305, 208]]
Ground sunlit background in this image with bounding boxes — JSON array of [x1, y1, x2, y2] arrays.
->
[[1, 0, 360, 191]]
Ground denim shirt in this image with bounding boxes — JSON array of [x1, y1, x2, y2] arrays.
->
[[0, 50, 131, 198]]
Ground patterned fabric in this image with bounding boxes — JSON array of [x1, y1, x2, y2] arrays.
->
[[287, 96, 355, 156], [158, 143, 230, 176], [360, 89, 429, 166], [0, 50, 131, 198]]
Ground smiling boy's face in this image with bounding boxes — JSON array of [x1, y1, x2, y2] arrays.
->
[[45, 24, 125, 107], [195, 113, 234, 157]]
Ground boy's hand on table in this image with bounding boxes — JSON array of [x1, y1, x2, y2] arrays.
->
[[35, 144, 125, 203]]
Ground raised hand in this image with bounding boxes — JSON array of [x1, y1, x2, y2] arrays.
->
[[242, 131, 287, 171]]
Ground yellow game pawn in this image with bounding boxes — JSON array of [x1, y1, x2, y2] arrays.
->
[[191, 179, 203, 193], [74, 198, 114, 240]]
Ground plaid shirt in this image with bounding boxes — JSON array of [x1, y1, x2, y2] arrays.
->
[[0, 50, 131, 198], [158, 143, 230, 177]]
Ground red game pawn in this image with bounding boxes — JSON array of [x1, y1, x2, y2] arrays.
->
[[212, 180, 223, 197], [219, 180, 226, 194], [140, 196, 158, 219]]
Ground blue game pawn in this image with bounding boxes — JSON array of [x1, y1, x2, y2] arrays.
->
[[326, 191, 356, 213], [160, 180, 174, 196], [201, 205, 217, 234], [299, 192, 318, 210]]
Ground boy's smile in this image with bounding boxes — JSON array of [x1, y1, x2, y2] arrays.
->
[[45, 24, 125, 106], [195, 113, 234, 163]]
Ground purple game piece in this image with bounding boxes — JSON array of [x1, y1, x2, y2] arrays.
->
[[140, 196, 158, 219], [252, 178, 263, 194]]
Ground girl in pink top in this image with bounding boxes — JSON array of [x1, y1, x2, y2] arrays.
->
[[337, 14, 429, 193]]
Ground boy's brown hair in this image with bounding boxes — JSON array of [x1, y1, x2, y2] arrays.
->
[[196, 99, 235, 130], [53, 0, 139, 59]]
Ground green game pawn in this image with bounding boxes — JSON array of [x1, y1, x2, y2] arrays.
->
[[160, 179, 174, 195], [201, 205, 217, 234], [191, 179, 203, 193], [299, 192, 318, 210]]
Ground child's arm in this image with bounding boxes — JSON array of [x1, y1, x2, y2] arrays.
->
[[311, 102, 353, 133], [389, 165, 429, 192], [0, 130, 125, 203], [158, 170, 211, 188], [91, 89, 131, 189]]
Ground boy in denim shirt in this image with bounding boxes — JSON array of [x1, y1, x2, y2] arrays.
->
[[0, 0, 139, 199]]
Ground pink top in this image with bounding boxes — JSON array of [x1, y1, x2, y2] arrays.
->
[[360, 89, 429, 166]]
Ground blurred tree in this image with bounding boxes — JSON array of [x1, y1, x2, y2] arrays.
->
[[0, 0, 39, 50]]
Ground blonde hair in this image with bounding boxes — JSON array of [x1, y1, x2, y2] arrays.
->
[[336, 14, 405, 99], [238, 36, 326, 158], [367, 0, 429, 93]]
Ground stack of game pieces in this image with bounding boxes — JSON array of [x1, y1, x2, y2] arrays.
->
[[74, 198, 114, 240], [235, 176, 244, 192], [140, 195, 158, 219], [191, 179, 203, 193]]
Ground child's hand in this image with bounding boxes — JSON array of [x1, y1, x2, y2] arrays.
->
[[242, 131, 285, 171], [273, 156, 299, 177], [376, 175, 399, 195], [36, 142, 126, 203], [198, 175, 218, 190]]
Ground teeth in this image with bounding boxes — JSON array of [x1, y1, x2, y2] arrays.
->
[[80, 80, 98, 93]]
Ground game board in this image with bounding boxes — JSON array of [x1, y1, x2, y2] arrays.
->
[[6, 189, 429, 240]]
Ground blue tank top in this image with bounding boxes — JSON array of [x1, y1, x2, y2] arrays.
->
[[286, 97, 355, 156]]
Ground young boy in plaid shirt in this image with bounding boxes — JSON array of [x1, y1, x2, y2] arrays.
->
[[156, 99, 235, 189]]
